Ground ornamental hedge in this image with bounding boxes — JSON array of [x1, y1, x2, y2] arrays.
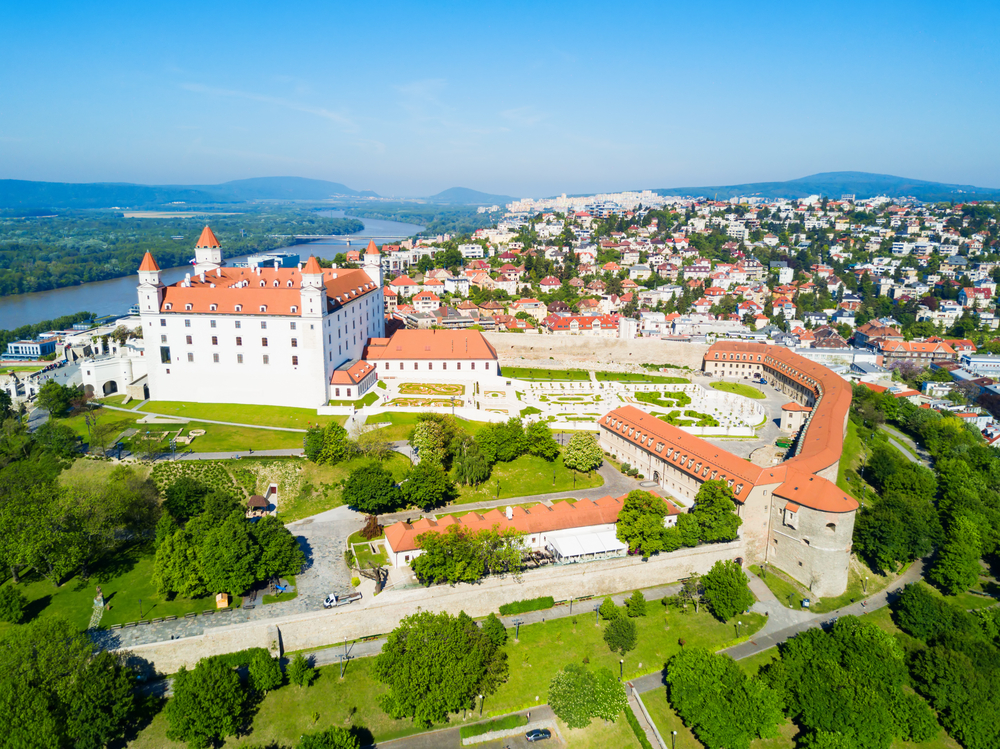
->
[[498, 596, 555, 616]]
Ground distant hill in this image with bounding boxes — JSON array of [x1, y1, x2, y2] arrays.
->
[[654, 171, 1000, 203], [0, 176, 377, 209], [425, 187, 514, 205]]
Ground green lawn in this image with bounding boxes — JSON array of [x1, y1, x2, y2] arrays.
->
[[750, 561, 893, 613], [837, 420, 874, 502], [126, 594, 764, 748], [502, 366, 591, 381], [138, 401, 342, 429], [558, 714, 642, 748], [96, 393, 130, 406], [710, 381, 766, 399], [0, 364, 44, 373], [596, 371, 690, 384], [329, 392, 379, 408], [454, 453, 603, 504], [750, 565, 809, 609], [736, 646, 780, 676], [279, 452, 412, 522], [0, 545, 226, 639], [364, 412, 489, 442]]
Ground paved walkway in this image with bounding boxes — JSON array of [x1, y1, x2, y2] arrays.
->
[[880, 424, 932, 468]]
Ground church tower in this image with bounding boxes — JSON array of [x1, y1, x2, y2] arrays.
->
[[193, 226, 223, 274], [137, 252, 165, 314], [363, 239, 383, 288]]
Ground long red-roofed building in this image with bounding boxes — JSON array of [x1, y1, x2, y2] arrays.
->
[[599, 341, 858, 597]]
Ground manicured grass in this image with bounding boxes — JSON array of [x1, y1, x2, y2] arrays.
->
[[710, 381, 766, 399], [502, 366, 590, 381], [0, 364, 44, 373], [59, 458, 151, 486], [632, 390, 692, 409], [0, 545, 222, 638], [138, 401, 341, 429], [809, 560, 895, 613], [454, 452, 603, 504], [736, 646, 780, 677], [329, 391, 379, 408], [279, 452, 412, 522], [520, 406, 542, 417], [558, 714, 643, 748], [597, 371, 689, 384], [97, 393, 130, 406], [262, 575, 297, 605], [127, 592, 765, 748], [750, 565, 809, 609], [364, 412, 489, 442]]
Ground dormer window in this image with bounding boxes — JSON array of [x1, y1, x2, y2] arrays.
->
[[259, 305, 267, 313], [164, 303, 173, 310], [291, 306, 298, 313], [185, 303, 193, 310], [287, 280, 293, 288], [259, 280, 265, 287], [210, 304, 218, 311], [273, 280, 279, 287], [235, 304, 243, 312]]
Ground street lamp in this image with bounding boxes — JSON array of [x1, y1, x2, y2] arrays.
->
[[619, 659, 624, 682], [594, 604, 600, 626], [737, 620, 742, 637], [863, 576, 869, 594], [479, 694, 484, 717], [513, 618, 523, 641], [671, 730, 677, 749]]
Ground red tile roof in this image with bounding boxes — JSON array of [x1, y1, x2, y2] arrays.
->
[[196, 226, 220, 248], [139, 252, 160, 272], [364, 329, 498, 362]]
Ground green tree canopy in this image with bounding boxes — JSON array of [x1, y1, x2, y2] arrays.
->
[[691, 481, 742, 543], [616, 490, 669, 556], [701, 560, 754, 622], [165, 656, 246, 748], [402, 460, 457, 511], [373, 610, 508, 727], [343, 462, 403, 514], [199, 512, 258, 596], [666, 647, 782, 749], [524, 420, 560, 461], [251, 515, 305, 581], [604, 613, 638, 655], [562, 431, 603, 472], [298, 726, 361, 749]]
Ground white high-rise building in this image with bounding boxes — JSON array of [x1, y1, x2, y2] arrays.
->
[[136, 227, 384, 408]]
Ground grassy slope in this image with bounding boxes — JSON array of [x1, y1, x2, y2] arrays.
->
[[502, 366, 590, 381], [710, 380, 766, 399], [596, 371, 690, 384], [364, 412, 489, 442], [454, 453, 604, 504], [137, 401, 341, 429]]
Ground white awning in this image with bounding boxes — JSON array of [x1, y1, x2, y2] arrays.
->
[[546, 528, 627, 559]]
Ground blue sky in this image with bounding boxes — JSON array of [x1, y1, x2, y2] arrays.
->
[[1, 0, 999, 197]]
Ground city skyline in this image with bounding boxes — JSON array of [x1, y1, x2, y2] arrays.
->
[[2, 0, 1000, 196]]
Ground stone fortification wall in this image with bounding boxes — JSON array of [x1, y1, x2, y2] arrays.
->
[[120, 541, 741, 673], [486, 333, 709, 372]]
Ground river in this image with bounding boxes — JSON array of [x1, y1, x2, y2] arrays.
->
[[0, 212, 425, 330]]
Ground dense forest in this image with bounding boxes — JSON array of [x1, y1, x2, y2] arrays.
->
[[334, 203, 494, 236], [0, 209, 362, 297]]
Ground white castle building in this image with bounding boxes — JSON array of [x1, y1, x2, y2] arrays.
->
[[136, 227, 385, 408]]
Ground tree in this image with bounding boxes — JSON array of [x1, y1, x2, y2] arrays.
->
[[599, 596, 621, 621], [525, 420, 560, 461], [930, 516, 982, 595], [401, 461, 456, 511], [482, 613, 507, 647], [562, 432, 603, 473], [453, 439, 491, 486], [153, 530, 207, 598], [36, 380, 79, 417], [626, 590, 647, 617], [65, 651, 135, 749], [616, 490, 669, 556], [548, 663, 597, 728], [298, 727, 361, 749], [701, 560, 754, 622], [288, 652, 317, 687], [666, 647, 782, 749], [248, 650, 283, 694], [343, 463, 403, 514], [165, 656, 246, 748], [476, 418, 526, 464], [604, 614, 638, 655], [314, 423, 351, 465], [373, 610, 508, 726], [0, 585, 26, 623], [691, 481, 742, 543], [591, 667, 628, 722], [199, 513, 258, 597], [409, 524, 523, 585], [251, 515, 305, 581], [31, 421, 78, 459]]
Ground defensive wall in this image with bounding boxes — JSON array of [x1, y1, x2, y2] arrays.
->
[[485, 332, 710, 372], [118, 539, 741, 674]]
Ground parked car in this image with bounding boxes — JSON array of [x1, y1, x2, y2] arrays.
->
[[525, 728, 551, 742], [323, 592, 362, 609]]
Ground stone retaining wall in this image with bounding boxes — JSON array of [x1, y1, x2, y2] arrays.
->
[[120, 541, 742, 673]]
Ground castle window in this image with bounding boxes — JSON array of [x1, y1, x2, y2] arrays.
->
[[262, 338, 268, 347], [187, 353, 194, 362], [235, 305, 243, 312], [235, 320, 241, 328], [263, 355, 269, 365], [287, 280, 293, 287], [273, 280, 279, 287], [291, 306, 298, 313], [236, 337, 242, 346], [160, 318, 167, 325], [290, 322, 296, 330], [260, 306, 267, 313], [826, 523, 836, 533], [211, 336, 218, 345], [185, 335, 192, 345], [210, 304, 217, 312], [185, 304, 193, 311], [237, 354, 243, 364], [210, 319, 217, 327], [292, 355, 298, 366], [260, 280, 265, 287], [213, 353, 219, 363], [184, 319, 191, 327], [164, 304, 172, 311]]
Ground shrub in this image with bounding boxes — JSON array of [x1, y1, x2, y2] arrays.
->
[[599, 596, 621, 622], [499, 596, 554, 616], [458, 714, 527, 739], [626, 590, 647, 617], [287, 653, 317, 687], [214, 647, 271, 669], [604, 615, 638, 655], [625, 705, 655, 749], [351, 577, 360, 587], [0, 586, 27, 624]]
